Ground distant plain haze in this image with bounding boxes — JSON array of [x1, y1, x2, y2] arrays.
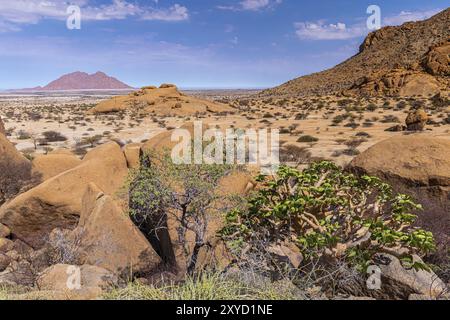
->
[[0, 0, 447, 89]]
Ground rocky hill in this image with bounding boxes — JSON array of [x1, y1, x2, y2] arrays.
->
[[24, 71, 132, 91], [88, 84, 234, 116], [260, 8, 449, 97]]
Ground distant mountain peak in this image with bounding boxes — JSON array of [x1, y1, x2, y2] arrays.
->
[[21, 71, 133, 91]]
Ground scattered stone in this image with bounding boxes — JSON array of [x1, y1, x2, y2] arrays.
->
[[385, 124, 405, 132], [0, 238, 14, 253], [375, 254, 448, 299], [0, 259, 35, 287], [406, 108, 429, 131], [267, 243, 303, 268], [0, 253, 11, 271], [36, 264, 118, 299]]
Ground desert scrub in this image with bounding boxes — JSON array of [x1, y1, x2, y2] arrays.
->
[[297, 135, 319, 143], [0, 285, 31, 300], [220, 161, 436, 273], [103, 273, 301, 300]]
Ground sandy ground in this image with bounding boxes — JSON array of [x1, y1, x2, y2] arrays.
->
[[0, 91, 449, 167]]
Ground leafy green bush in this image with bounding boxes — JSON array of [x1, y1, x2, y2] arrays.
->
[[220, 161, 435, 272]]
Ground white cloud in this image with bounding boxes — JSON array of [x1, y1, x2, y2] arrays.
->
[[141, 4, 189, 22], [0, 0, 83, 25], [383, 9, 441, 26], [218, 0, 282, 12], [82, 0, 142, 21], [294, 8, 442, 41], [294, 21, 365, 40], [241, 0, 270, 11], [0, 0, 189, 32]]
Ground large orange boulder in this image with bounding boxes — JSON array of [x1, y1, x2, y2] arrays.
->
[[32, 153, 82, 181], [70, 183, 161, 276], [349, 135, 450, 257], [0, 142, 128, 248]]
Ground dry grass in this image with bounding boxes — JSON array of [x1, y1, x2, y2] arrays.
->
[[103, 272, 303, 301]]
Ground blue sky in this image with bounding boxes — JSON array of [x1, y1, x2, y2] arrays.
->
[[0, 0, 447, 89]]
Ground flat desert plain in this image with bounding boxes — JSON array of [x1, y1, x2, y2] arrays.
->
[[0, 90, 449, 167]]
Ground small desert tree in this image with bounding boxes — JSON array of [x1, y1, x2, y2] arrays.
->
[[220, 161, 435, 273], [126, 150, 239, 274]]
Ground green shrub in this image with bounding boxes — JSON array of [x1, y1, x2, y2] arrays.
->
[[366, 103, 378, 112], [220, 161, 435, 273], [297, 135, 319, 143], [41, 130, 67, 142]]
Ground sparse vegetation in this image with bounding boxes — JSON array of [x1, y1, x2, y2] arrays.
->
[[104, 272, 301, 300]]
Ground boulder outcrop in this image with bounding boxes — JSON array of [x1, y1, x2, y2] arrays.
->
[[88, 85, 234, 116], [0, 142, 128, 248], [424, 41, 450, 76], [405, 109, 429, 131], [349, 135, 450, 258], [32, 153, 82, 181], [70, 183, 162, 276]]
